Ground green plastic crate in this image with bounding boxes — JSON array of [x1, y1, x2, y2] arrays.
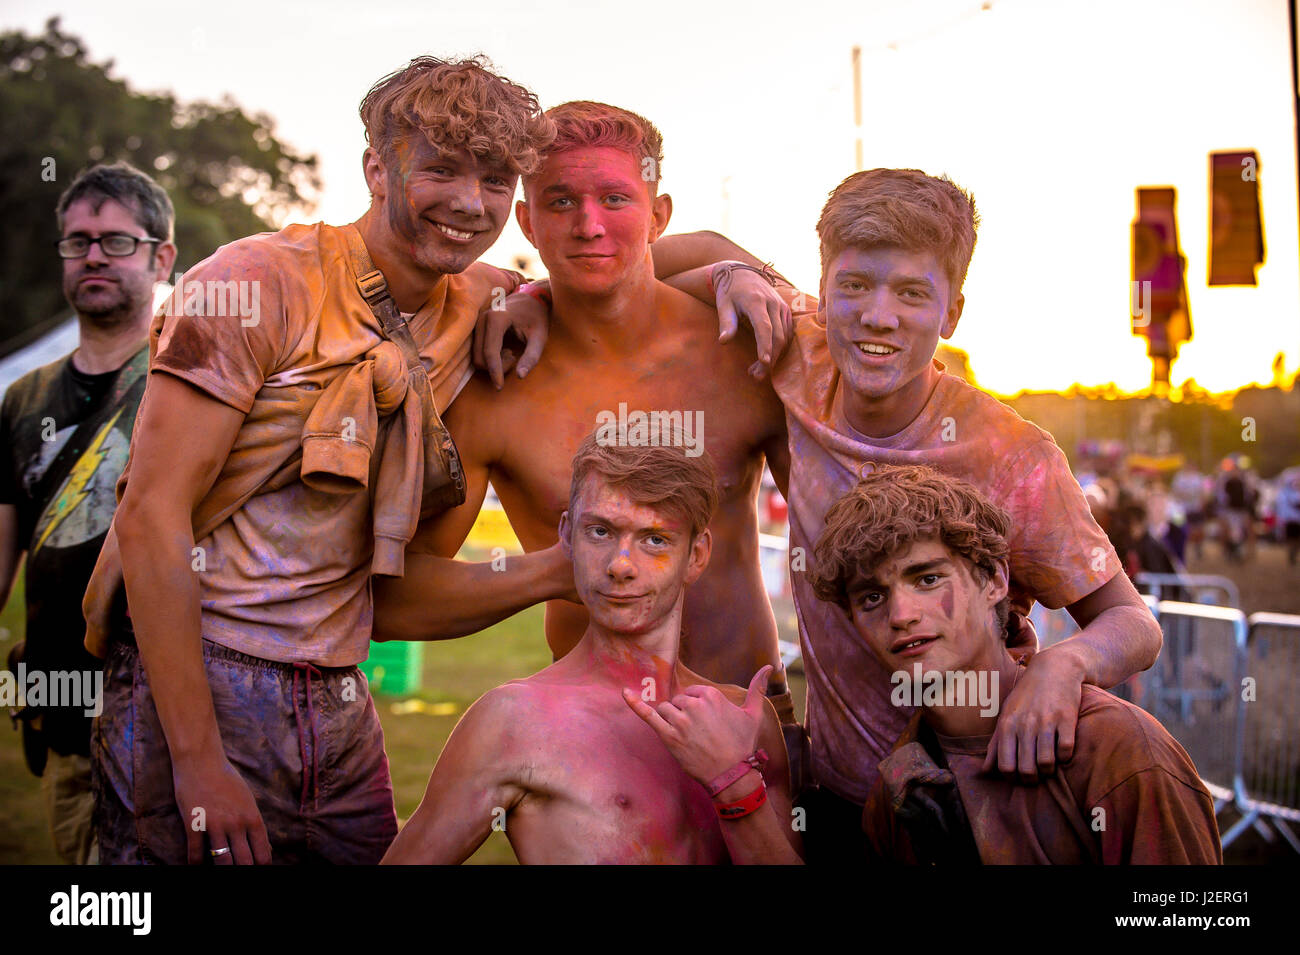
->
[[359, 640, 424, 695]]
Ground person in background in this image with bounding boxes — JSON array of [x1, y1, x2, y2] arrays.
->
[[0, 161, 176, 864]]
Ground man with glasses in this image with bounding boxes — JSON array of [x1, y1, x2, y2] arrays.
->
[[0, 160, 176, 863]]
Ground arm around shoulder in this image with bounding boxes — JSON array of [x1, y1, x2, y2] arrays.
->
[[1060, 570, 1163, 683], [371, 393, 576, 642]]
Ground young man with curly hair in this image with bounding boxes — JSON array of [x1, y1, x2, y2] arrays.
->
[[810, 465, 1220, 864], [91, 56, 557, 864]]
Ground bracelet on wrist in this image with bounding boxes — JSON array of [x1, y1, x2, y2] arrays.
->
[[709, 261, 791, 296], [715, 777, 767, 820], [706, 748, 769, 798]]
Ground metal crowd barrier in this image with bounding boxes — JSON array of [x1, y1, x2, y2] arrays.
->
[[1227, 611, 1300, 854], [1028, 602, 1079, 650], [1140, 600, 1246, 825], [1140, 600, 1300, 854], [1136, 572, 1242, 609]]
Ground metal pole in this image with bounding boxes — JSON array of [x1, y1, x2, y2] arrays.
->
[[852, 45, 863, 170], [1290, 0, 1299, 255]]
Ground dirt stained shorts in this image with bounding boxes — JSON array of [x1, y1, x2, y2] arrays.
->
[[92, 635, 398, 864]]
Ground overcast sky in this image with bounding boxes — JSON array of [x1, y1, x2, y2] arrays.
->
[[6, 0, 1297, 394]]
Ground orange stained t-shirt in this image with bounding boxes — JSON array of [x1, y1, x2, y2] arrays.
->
[[771, 307, 1123, 803], [862, 685, 1223, 864], [120, 222, 512, 666]]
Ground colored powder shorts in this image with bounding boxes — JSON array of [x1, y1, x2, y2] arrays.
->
[[92, 636, 397, 864]]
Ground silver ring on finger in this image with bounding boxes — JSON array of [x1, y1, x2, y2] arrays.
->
[[210, 846, 231, 857]]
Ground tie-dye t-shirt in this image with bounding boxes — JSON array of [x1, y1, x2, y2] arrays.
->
[[772, 308, 1121, 802]]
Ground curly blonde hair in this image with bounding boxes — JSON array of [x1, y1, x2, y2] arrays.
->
[[360, 55, 555, 176], [810, 465, 1010, 631]]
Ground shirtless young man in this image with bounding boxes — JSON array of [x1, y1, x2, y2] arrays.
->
[[374, 102, 794, 712], [382, 435, 795, 864]]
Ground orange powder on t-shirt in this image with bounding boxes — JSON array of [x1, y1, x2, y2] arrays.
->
[[119, 223, 510, 666]]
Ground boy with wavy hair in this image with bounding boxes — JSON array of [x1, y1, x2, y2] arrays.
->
[[811, 465, 1219, 865]]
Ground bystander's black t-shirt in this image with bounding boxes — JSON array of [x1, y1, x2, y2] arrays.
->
[[0, 350, 144, 755]]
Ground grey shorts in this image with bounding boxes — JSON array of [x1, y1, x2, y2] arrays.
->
[[92, 636, 398, 864]]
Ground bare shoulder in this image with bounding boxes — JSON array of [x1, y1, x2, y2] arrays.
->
[[457, 679, 544, 741], [491, 658, 600, 704], [660, 278, 785, 388], [656, 279, 718, 321], [655, 283, 735, 347], [452, 348, 565, 411], [464, 666, 605, 746], [448, 368, 503, 418], [443, 681, 557, 775]]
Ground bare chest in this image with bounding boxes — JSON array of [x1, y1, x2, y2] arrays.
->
[[492, 373, 764, 542], [507, 704, 728, 864]]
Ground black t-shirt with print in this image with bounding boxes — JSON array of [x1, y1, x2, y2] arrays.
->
[[0, 350, 143, 755]]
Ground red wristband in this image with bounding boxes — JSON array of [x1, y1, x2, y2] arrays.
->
[[715, 778, 767, 820], [706, 748, 769, 797]]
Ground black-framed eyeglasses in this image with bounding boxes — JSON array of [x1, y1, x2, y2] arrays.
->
[[56, 233, 162, 259]]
